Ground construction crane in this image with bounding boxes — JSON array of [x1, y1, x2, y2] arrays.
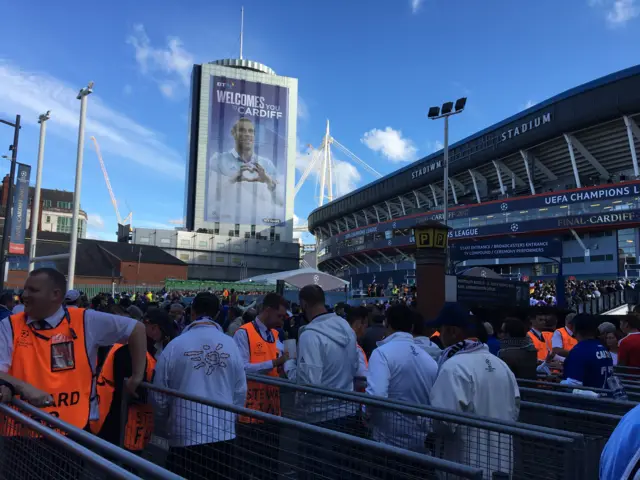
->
[[90, 136, 133, 225]]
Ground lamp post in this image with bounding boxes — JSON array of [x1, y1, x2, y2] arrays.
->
[[427, 97, 467, 228], [29, 111, 51, 273], [428, 98, 466, 275], [68, 82, 93, 290], [0, 114, 21, 290]]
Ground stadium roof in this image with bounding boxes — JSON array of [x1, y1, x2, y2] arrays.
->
[[309, 64, 640, 231]]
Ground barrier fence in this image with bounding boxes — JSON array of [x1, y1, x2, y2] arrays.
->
[[518, 387, 638, 416], [129, 382, 484, 480], [517, 378, 640, 401], [0, 403, 140, 480], [245, 375, 584, 480], [3, 399, 180, 480]]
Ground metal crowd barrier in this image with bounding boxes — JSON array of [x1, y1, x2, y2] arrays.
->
[[4, 399, 180, 480], [518, 387, 637, 416], [0, 403, 140, 480], [614, 365, 640, 375], [573, 289, 629, 314], [132, 381, 484, 480], [517, 378, 640, 401], [247, 375, 584, 480]]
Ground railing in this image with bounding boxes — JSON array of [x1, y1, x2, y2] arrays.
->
[[131, 381, 484, 480], [0, 403, 141, 479], [518, 387, 638, 416], [518, 378, 640, 401], [245, 374, 584, 480], [572, 288, 639, 314], [2, 399, 180, 479]]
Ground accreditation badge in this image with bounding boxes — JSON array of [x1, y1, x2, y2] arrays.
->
[[51, 336, 75, 372]]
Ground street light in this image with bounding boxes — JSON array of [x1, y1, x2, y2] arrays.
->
[[68, 83, 93, 289], [0, 114, 21, 290], [28, 111, 51, 273], [427, 97, 467, 227]]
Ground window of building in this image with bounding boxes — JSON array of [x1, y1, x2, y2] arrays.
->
[[197, 254, 208, 262], [618, 228, 637, 265], [215, 256, 225, 263], [45, 215, 51, 223], [160, 238, 170, 245], [56, 216, 72, 234], [179, 253, 189, 261], [56, 201, 73, 209], [43, 200, 52, 208], [139, 237, 150, 244], [198, 240, 208, 248], [542, 263, 559, 275], [214, 222, 220, 235], [589, 231, 613, 238], [180, 239, 191, 247], [231, 256, 242, 265], [571, 256, 585, 263]]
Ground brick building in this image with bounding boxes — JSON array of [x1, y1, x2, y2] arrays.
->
[[5, 232, 187, 288]]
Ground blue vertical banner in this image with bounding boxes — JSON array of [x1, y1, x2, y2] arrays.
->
[[9, 164, 31, 255]]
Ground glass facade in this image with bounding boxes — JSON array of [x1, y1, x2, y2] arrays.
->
[[618, 228, 637, 266], [56, 217, 85, 236]]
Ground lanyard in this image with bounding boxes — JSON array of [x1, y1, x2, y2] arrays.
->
[[252, 320, 275, 343], [529, 329, 545, 343], [29, 308, 77, 341]]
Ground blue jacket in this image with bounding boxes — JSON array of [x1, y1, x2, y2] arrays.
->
[[600, 404, 640, 479]]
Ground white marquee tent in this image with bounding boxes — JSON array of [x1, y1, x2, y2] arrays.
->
[[239, 268, 348, 291]]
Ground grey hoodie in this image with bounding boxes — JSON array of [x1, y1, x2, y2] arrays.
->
[[284, 312, 359, 422]]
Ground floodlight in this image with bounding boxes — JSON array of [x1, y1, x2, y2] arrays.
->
[[455, 97, 467, 112], [441, 102, 454, 115], [427, 106, 440, 118]]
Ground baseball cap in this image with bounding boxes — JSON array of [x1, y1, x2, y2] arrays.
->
[[426, 302, 476, 329], [126, 305, 144, 321], [64, 290, 81, 303]]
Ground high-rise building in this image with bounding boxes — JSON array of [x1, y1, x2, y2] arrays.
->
[[136, 57, 300, 281]]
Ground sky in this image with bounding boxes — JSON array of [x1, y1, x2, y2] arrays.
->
[[1, 0, 639, 243]]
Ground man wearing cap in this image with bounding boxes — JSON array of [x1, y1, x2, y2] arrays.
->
[[64, 289, 82, 308], [428, 302, 520, 479]]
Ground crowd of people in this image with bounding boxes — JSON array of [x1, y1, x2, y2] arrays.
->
[[528, 278, 639, 308], [0, 268, 639, 479]]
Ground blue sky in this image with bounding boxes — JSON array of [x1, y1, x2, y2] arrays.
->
[[1, 0, 639, 243]]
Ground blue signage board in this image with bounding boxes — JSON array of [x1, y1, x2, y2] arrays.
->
[[9, 164, 31, 255], [450, 235, 563, 262]]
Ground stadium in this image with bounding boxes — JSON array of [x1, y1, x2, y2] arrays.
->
[[308, 65, 640, 288]]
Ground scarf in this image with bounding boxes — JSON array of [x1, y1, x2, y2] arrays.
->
[[437, 338, 485, 371]]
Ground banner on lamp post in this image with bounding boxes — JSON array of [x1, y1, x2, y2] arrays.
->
[[9, 164, 31, 255]]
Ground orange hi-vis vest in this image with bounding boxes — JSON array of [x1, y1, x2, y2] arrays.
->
[[558, 327, 578, 351], [357, 344, 369, 368], [89, 344, 156, 451], [528, 330, 550, 362], [238, 321, 281, 423], [8, 308, 92, 430]]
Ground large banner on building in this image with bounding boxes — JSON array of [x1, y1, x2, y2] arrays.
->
[[205, 76, 288, 227], [9, 164, 31, 255]]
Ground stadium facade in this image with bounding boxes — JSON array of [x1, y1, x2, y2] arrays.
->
[[308, 65, 640, 288]]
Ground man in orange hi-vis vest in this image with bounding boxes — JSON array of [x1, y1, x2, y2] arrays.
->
[[0, 268, 147, 476], [552, 312, 578, 361], [233, 292, 288, 480]]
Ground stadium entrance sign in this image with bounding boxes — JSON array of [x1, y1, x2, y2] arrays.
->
[[451, 235, 562, 262]]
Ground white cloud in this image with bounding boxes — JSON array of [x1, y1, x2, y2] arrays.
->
[[87, 213, 105, 230], [0, 60, 184, 177], [361, 127, 417, 162], [590, 0, 639, 26], [433, 140, 444, 152], [168, 218, 184, 226], [411, 0, 424, 13], [523, 99, 536, 110], [298, 96, 309, 120], [607, 0, 639, 25], [127, 24, 195, 97], [295, 142, 362, 201]]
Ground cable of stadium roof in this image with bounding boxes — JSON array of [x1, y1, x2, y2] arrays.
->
[[427, 97, 467, 229]]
